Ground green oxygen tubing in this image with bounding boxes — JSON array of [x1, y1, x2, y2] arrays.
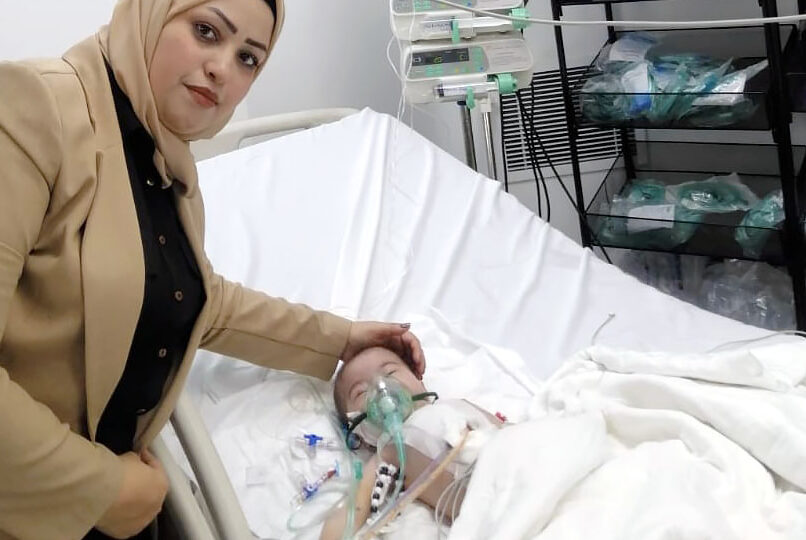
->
[[286, 377, 431, 539], [364, 375, 412, 510]]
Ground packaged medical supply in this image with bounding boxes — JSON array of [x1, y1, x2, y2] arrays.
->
[[671, 172, 758, 213], [699, 260, 795, 330], [615, 250, 707, 304], [735, 189, 784, 258], [597, 180, 702, 249], [580, 33, 767, 127], [598, 172, 758, 250]]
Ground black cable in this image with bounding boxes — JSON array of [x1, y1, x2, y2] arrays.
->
[[530, 78, 552, 222], [514, 90, 547, 219], [514, 91, 613, 264], [499, 94, 511, 193]]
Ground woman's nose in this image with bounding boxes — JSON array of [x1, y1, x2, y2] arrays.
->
[[204, 56, 230, 84]]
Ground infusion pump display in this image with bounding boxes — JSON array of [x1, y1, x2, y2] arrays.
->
[[408, 45, 485, 79], [412, 48, 470, 66], [393, 0, 522, 12], [404, 35, 531, 81]]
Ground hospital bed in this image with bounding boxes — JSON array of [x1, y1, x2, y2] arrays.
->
[[154, 107, 798, 539]]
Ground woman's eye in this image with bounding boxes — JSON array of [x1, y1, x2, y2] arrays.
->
[[194, 23, 217, 42], [239, 51, 260, 70]]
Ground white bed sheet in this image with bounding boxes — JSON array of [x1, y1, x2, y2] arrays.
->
[[175, 108, 782, 538], [193, 107, 766, 384]]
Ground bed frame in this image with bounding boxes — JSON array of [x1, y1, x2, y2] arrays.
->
[[151, 107, 358, 540]]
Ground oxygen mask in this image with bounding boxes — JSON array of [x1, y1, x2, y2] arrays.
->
[[344, 376, 437, 448]]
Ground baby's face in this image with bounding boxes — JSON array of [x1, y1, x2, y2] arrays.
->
[[338, 347, 426, 413]]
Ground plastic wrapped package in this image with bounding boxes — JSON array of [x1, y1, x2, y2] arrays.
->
[[735, 189, 784, 258], [698, 260, 795, 330], [597, 172, 756, 250], [670, 172, 759, 213], [579, 61, 653, 123], [646, 55, 729, 124], [579, 33, 767, 127], [615, 250, 708, 304], [597, 180, 702, 249], [684, 59, 769, 127]]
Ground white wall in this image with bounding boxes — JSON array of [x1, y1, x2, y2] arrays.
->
[[0, 1, 117, 61]]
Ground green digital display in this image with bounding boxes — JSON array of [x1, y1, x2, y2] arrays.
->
[[412, 48, 470, 67]]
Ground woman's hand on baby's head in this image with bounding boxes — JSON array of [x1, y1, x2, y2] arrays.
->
[[342, 321, 426, 379]]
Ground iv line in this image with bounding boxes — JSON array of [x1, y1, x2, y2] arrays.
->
[[431, 0, 806, 29]]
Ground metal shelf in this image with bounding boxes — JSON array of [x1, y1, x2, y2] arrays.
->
[[548, 0, 806, 329]]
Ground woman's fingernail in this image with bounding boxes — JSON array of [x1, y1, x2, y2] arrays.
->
[[400, 323, 411, 329]]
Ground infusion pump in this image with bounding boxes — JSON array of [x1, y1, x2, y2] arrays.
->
[[400, 33, 533, 104], [390, 0, 527, 42]]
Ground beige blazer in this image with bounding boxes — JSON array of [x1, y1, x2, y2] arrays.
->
[[0, 37, 351, 540]]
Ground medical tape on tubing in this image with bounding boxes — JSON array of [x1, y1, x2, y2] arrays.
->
[[431, 0, 806, 29]]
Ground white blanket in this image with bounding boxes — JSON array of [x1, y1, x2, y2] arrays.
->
[[451, 342, 806, 539]]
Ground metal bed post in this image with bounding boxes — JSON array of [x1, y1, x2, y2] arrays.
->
[[605, 2, 637, 181], [482, 103, 500, 180], [168, 392, 255, 540], [151, 435, 218, 540], [164, 108, 362, 540], [551, 0, 592, 246], [761, 0, 806, 329], [458, 100, 479, 171]]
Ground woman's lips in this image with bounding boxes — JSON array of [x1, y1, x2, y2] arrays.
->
[[186, 85, 218, 108]]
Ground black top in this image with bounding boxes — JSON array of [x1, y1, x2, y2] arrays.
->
[[95, 65, 206, 457], [84, 64, 206, 540]]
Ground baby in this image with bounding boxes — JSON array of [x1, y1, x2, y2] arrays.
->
[[320, 347, 501, 539]]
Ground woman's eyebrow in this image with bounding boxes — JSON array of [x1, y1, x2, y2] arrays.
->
[[246, 38, 268, 52], [206, 7, 269, 52], [208, 7, 237, 34]]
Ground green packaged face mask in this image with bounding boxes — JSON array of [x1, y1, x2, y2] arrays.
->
[[597, 180, 701, 250], [671, 173, 759, 213], [735, 189, 784, 258]]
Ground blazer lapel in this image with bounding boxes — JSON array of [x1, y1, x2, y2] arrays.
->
[[64, 38, 145, 440]]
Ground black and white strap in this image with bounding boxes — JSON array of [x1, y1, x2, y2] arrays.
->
[[370, 462, 398, 515]]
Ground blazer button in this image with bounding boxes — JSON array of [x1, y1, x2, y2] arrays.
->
[[136, 408, 148, 415], [174, 290, 184, 302], [146, 178, 156, 187], [158, 348, 168, 359], [158, 234, 167, 246]]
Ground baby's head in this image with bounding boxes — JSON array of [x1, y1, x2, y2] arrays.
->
[[334, 346, 427, 424]]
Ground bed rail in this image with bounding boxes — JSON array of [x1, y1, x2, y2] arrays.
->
[[191, 107, 359, 160], [158, 106, 358, 540]]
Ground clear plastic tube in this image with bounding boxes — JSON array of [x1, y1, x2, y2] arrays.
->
[[430, 0, 806, 29], [285, 381, 361, 538]]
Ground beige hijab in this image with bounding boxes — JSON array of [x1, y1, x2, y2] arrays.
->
[[98, 0, 285, 194]]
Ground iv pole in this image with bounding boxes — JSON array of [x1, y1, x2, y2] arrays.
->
[[457, 97, 499, 180]]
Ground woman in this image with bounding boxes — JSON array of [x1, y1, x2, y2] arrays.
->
[[0, 1, 425, 539]]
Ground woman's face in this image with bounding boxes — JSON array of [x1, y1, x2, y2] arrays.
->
[[149, 0, 275, 136]]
